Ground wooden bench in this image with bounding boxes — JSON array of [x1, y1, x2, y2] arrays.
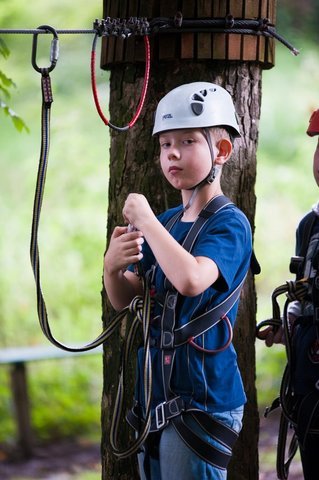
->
[[0, 344, 103, 457]]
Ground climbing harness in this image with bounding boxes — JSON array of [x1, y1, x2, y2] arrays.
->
[[256, 212, 319, 479], [127, 195, 247, 470]]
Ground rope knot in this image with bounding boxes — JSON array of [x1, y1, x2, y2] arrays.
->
[[286, 279, 308, 302], [129, 295, 144, 322]]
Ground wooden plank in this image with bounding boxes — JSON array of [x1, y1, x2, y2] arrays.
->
[[242, 36, 258, 61], [259, 0, 268, 18], [158, 0, 179, 60], [227, 1, 244, 61], [123, 0, 139, 63], [267, 0, 276, 23], [244, 0, 259, 18], [212, 1, 227, 17], [259, 0, 276, 67], [197, 0, 212, 59], [181, 34, 195, 59], [181, 0, 195, 60], [228, 35, 242, 60], [212, 1, 227, 60], [101, 0, 120, 67], [114, 0, 129, 63], [229, 0, 244, 17]]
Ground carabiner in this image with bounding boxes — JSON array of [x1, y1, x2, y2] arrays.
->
[[32, 25, 59, 75]]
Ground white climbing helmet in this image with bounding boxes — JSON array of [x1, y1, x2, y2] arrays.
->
[[152, 81, 240, 137]]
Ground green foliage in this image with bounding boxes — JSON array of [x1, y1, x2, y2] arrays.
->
[[0, 38, 29, 132], [29, 358, 102, 441], [0, 0, 107, 452], [255, 39, 319, 406]]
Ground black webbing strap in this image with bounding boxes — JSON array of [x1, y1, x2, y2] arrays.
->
[[174, 277, 244, 346], [299, 212, 316, 262], [161, 195, 234, 348], [157, 195, 240, 468], [182, 195, 233, 252], [171, 414, 233, 470], [187, 409, 238, 447]]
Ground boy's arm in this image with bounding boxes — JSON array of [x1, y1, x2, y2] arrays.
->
[[103, 267, 142, 311], [103, 226, 144, 311], [142, 218, 220, 296], [122, 193, 221, 297]]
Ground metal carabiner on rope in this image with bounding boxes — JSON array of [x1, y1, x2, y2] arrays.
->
[[32, 24, 59, 75]]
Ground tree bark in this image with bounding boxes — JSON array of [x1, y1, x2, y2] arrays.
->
[[100, 2, 275, 478]]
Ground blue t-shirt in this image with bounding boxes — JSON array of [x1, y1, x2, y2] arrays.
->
[[130, 202, 252, 413]]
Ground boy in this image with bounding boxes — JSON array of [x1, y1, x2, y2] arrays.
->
[[258, 109, 319, 479], [104, 82, 252, 479]]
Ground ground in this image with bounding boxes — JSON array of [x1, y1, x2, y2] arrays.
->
[[0, 412, 305, 479], [0, 439, 101, 480]]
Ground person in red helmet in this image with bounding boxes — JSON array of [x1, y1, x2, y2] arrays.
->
[[259, 110, 319, 480]]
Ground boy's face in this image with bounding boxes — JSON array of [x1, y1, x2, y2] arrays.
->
[[158, 129, 212, 190], [313, 140, 319, 187]]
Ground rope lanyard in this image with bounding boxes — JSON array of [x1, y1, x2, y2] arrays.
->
[[29, 25, 152, 458]]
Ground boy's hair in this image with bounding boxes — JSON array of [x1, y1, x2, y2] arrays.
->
[[210, 126, 233, 144]]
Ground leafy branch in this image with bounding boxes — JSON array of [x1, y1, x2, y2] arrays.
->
[[0, 38, 29, 132]]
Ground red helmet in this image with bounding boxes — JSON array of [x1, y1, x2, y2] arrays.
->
[[307, 109, 319, 137]]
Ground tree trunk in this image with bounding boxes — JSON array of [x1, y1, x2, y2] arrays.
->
[[101, 2, 275, 479]]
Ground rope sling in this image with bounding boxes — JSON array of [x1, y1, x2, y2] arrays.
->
[[29, 24, 152, 458]]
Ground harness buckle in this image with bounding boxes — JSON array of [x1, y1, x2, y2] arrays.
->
[[155, 397, 184, 430], [161, 331, 174, 349], [155, 402, 166, 429]]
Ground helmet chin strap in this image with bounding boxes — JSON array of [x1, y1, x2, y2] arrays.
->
[[183, 128, 220, 212]]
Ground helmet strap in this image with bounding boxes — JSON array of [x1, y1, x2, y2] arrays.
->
[[183, 185, 199, 211], [186, 128, 218, 192]]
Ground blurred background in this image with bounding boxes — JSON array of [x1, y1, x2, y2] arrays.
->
[[1, 0, 319, 478]]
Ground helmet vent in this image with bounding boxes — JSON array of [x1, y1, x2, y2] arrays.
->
[[191, 102, 204, 116], [191, 91, 206, 116]]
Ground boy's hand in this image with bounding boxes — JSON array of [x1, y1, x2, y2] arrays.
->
[[104, 226, 144, 274], [122, 193, 155, 231]]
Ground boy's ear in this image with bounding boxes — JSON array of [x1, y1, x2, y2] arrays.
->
[[215, 138, 233, 165]]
